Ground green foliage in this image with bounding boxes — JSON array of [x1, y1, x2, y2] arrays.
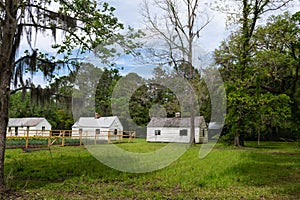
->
[[5, 138, 80, 146], [8, 91, 74, 130], [215, 11, 299, 143], [95, 68, 121, 117]]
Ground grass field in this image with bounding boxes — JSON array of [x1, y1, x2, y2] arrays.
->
[[2, 140, 300, 199]]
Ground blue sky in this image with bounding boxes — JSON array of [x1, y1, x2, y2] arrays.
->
[[18, 0, 300, 85], [82, 0, 230, 78]]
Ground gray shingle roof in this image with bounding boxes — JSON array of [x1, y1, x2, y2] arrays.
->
[[8, 118, 46, 127], [147, 116, 205, 127]]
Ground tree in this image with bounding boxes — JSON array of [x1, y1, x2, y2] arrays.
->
[[141, 0, 211, 143], [95, 68, 121, 117], [72, 63, 105, 119], [254, 12, 300, 138], [215, 11, 300, 145], [111, 72, 146, 130], [0, 0, 123, 191], [128, 68, 182, 127], [150, 68, 181, 117], [215, 0, 294, 146]]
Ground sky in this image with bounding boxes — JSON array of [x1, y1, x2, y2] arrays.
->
[[106, 0, 229, 51], [83, 0, 230, 77], [96, 0, 299, 76], [18, 0, 300, 85]]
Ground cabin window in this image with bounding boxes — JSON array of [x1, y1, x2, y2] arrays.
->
[[179, 129, 188, 136], [8, 127, 11, 136], [96, 129, 100, 134], [79, 129, 83, 135], [42, 126, 45, 132], [202, 129, 205, 137], [15, 127, 18, 136], [155, 130, 161, 135], [114, 129, 118, 135]]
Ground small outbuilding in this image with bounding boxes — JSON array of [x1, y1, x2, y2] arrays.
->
[[72, 116, 123, 141], [146, 116, 208, 143], [7, 117, 52, 137], [208, 122, 223, 140]]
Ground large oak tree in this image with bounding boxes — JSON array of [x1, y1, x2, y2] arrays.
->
[[0, 0, 123, 191], [215, 0, 294, 146]]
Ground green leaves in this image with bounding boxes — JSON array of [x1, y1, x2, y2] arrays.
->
[[215, 11, 299, 143]]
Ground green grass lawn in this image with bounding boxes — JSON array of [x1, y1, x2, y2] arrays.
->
[[2, 140, 300, 199]]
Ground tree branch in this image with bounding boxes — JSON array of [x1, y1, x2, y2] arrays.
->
[[262, 0, 293, 14], [19, 23, 90, 50], [10, 86, 32, 95], [0, 1, 4, 9], [21, 3, 78, 23]]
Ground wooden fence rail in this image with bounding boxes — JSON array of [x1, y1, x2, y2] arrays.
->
[[6, 130, 136, 149]]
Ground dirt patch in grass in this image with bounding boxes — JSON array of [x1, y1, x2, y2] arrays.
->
[[259, 152, 300, 156], [0, 190, 34, 200]]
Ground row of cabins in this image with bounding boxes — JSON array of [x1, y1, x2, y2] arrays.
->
[[6, 116, 216, 143]]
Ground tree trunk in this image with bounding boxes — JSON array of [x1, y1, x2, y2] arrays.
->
[[188, 49, 195, 144], [234, 118, 241, 147], [189, 92, 195, 144], [234, 135, 240, 147], [0, 1, 17, 192], [0, 87, 10, 192], [257, 128, 260, 146], [0, 62, 13, 192], [188, 20, 195, 144]]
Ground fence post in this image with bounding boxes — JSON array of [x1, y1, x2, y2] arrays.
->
[[25, 129, 29, 148], [79, 130, 82, 146], [94, 129, 97, 145], [48, 131, 51, 147], [62, 131, 65, 146]]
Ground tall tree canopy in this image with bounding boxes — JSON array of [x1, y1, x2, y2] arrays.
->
[[0, 0, 123, 191], [214, 0, 294, 146], [215, 10, 298, 145]]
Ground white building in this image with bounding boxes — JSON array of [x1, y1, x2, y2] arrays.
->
[[146, 116, 208, 143], [7, 117, 52, 137], [72, 116, 123, 142], [208, 122, 223, 140]]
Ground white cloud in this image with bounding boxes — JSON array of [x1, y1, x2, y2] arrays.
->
[[17, 0, 299, 81]]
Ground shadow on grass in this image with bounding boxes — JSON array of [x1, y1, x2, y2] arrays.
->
[[4, 142, 300, 199], [244, 141, 300, 150], [4, 146, 141, 190], [224, 148, 300, 198]]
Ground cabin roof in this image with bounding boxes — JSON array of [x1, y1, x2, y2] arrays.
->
[[73, 116, 120, 128], [208, 122, 223, 129], [147, 116, 205, 127], [8, 118, 48, 127]]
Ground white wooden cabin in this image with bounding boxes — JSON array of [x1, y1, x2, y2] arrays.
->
[[72, 116, 123, 141], [146, 116, 208, 143], [7, 118, 52, 137]]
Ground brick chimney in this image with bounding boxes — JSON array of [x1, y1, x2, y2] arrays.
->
[[175, 112, 181, 118], [95, 112, 101, 119]]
